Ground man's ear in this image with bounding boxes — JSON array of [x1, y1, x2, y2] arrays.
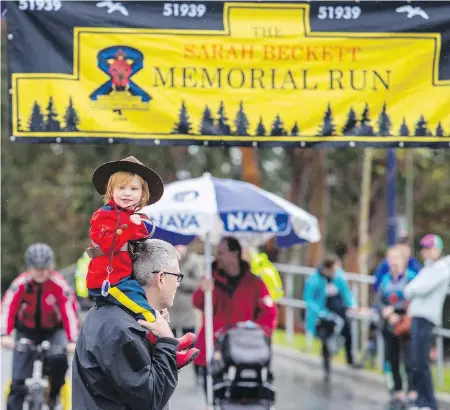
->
[[152, 271, 164, 289]]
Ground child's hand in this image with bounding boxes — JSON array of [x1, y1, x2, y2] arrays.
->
[[130, 214, 142, 225]]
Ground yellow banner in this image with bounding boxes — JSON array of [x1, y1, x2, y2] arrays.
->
[[11, 2, 450, 144]]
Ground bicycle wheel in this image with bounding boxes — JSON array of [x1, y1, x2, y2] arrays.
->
[[25, 391, 45, 410]]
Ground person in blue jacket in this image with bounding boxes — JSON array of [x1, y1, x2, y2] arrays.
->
[[304, 255, 357, 382], [373, 237, 422, 292]]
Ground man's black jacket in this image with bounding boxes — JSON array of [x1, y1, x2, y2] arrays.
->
[[72, 304, 179, 410]]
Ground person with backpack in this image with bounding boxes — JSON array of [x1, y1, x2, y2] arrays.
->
[[304, 255, 358, 382], [376, 246, 417, 410]]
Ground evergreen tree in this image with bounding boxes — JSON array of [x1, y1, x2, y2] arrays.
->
[[414, 115, 428, 136], [63, 96, 80, 131], [377, 102, 391, 136], [255, 116, 266, 136], [45, 96, 61, 131], [291, 122, 299, 136], [216, 101, 231, 135], [28, 101, 44, 131], [17, 118, 23, 132], [234, 101, 249, 136], [200, 105, 215, 135], [172, 100, 192, 134], [358, 103, 374, 136], [270, 115, 286, 136], [399, 117, 409, 136], [318, 103, 335, 136], [436, 122, 444, 137], [342, 107, 358, 136]]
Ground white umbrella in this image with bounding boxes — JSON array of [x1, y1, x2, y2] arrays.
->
[[142, 173, 321, 405]]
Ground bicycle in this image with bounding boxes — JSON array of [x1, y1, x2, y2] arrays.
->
[[4, 337, 70, 410]]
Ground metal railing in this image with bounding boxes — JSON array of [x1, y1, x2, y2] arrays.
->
[[274, 263, 450, 387]]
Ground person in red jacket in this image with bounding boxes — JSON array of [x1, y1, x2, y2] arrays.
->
[[87, 156, 198, 369], [1, 243, 79, 410], [192, 237, 278, 395]]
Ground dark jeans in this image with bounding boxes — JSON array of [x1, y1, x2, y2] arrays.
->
[[321, 317, 354, 374], [7, 329, 68, 410], [383, 330, 412, 393], [410, 317, 437, 410]]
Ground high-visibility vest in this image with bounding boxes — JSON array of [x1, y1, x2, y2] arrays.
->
[[250, 252, 284, 302], [74, 251, 89, 298]]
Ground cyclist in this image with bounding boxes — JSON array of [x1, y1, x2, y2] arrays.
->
[[1, 243, 79, 410]]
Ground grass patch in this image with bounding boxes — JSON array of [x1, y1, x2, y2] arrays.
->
[[273, 330, 450, 394]]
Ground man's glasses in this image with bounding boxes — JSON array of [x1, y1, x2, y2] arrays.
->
[[152, 271, 184, 283]]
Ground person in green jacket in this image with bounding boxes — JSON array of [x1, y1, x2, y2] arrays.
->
[[250, 251, 284, 302], [74, 251, 93, 311]]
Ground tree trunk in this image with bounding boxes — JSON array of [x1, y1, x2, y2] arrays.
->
[[240, 147, 261, 187], [306, 150, 328, 267]]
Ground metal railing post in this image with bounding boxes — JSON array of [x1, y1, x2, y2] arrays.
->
[[436, 335, 444, 387], [285, 272, 295, 345], [351, 284, 360, 357]]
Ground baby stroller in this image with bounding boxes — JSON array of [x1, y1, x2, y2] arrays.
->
[[211, 321, 276, 410]]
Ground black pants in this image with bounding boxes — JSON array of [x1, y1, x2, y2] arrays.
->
[[321, 317, 354, 374], [7, 329, 68, 410], [410, 317, 437, 410], [383, 330, 412, 393]]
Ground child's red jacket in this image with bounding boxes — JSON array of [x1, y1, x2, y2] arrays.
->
[[87, 201, 149, 289]]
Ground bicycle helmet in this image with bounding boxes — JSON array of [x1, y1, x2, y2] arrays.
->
[[24, 243, 55, 269]]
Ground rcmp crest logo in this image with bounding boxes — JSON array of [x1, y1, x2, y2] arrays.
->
[[89, 46, 151, 112]]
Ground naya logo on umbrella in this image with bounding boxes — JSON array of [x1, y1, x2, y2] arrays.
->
[[90, 46, 151, 112], [223, 212, 289, 233], [153, 213, 201, 231]]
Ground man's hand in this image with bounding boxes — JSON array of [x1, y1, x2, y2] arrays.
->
[[382, 306, 394, 319], [138, 311, 174, 338], [67, 342, 76, 354], [1, 335, 15, 350], [130, 214, 142, 225], [199, 277, 214, 292], [160, 309, 170, 324], [388, 313, 400, 326]]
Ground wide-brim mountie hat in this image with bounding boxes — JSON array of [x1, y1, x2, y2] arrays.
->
[[92, 156, 164, 205]]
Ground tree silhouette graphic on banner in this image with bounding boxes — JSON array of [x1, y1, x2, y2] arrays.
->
[[234, 101, 249, 136], [45, 97, 60, 131], [28, 101, 44, 131], [63, 96, 80, 131], [399, 117, 410, 136], [415, 115, 428, 136], [342, 107, 358, 136], [172, 100, 192, 134], [200, 105, 215, 135], [318, 103, 335, 136], [377, 102, 392, 136], [216, 101, 231, 135], [270, 115, 286, 136], [435, 122, 444, 137], [358, 103, 374, 136], [291, 122, 299, 136], [255, 116, 266, 136]]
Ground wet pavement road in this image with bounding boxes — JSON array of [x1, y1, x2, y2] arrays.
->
[[2, 347, 449, 410], [171, 351, 392, 410]]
